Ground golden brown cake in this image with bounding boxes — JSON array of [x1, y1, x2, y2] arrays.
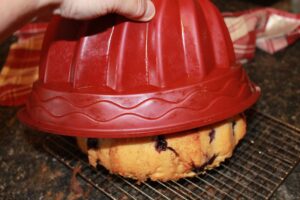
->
[[77, 114, 246, 182]]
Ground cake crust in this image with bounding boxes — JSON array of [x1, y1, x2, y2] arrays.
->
[[77, 114, 246, 182]]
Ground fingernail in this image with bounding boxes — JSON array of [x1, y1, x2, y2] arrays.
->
[[53, 8, 61, 15], [141, 1, 155, 21]]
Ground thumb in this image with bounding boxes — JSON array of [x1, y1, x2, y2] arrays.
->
[[110, 0, 155, 21]]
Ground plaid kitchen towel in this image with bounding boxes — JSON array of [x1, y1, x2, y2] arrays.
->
[[0, 8, 299, 106], [0, 23, 45, 106], [224, 8, 300, 63]]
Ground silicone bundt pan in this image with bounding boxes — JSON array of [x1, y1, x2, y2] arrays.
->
[[18, 0, 260, 138]]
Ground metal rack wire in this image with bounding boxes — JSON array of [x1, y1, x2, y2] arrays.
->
[[43, 109, 300, 200]]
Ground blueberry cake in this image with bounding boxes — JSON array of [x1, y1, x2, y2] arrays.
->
[[77, 114, 246, 182]]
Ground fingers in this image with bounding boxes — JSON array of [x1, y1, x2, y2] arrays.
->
[[110, 0, 155, 21], [54, 0, 155, 21]]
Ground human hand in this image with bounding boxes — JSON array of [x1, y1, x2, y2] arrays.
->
[[49, 0, 156, 21], [1, 0, 155, 42]]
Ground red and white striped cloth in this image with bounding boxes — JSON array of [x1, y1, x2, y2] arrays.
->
[[224, 8, 300, 62], [0, 23, 45, 106], [0, 8, 299, 106]]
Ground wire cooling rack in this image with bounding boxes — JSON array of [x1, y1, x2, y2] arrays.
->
[[43, 109, 300, 200]]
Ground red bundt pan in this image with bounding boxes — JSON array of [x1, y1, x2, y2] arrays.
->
[[19, 0, 260, 138]]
